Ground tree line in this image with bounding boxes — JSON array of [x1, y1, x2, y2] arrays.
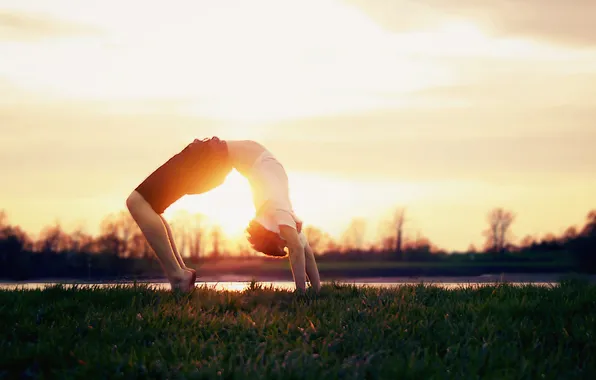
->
[[1, 207, 595, 280]]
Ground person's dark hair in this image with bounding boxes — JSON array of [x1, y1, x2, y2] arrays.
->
[[245, 220, 287, 257]]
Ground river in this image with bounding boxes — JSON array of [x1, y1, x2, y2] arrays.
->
[[2, 273, 589, 291]]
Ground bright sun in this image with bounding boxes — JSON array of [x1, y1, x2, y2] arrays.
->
[[163, 170, 255, 237]]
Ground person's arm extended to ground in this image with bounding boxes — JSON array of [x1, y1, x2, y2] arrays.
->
[[302, 235, 321, 292], [279, 225, 306, 292]]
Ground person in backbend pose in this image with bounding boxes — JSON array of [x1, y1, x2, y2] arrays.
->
[[126, 137, 321, 293]]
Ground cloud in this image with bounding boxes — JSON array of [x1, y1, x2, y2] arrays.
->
[[3, 73, 595, 193], [345, 0, 596, 47], [259, 104, 596, 183], [0, 92, 228, 200], [409, 71, 596, 110], [0, 10, 99, 41]]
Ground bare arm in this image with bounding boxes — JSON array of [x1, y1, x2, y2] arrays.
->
[[279, 225, 306, 292], [303, 237, 321, 292]]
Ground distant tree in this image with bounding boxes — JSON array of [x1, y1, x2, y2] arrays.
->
[[467, 244, 477, 253], [581, 210, 596, 237], [563, 226, 579, 242], [569, 210, 596, 273], [210, 226, 223, 257], [0, 210, 6, 228], [0, 214, 31, 249], [99, 211, 138, 257], [0, 230, 30, 280], [393, 208, 407, 259], [380, 236, 396, 252], [541, 233, 558, 244], [483, 208, 515, 254], [37, 222, 72, 253], [303, 226, 322, 251], [401, 233, 436, 261], [70, 228, 95, 253], [303, 226, 335, 254], [519, 235, 536, 249], [409, 235, 433, 251], [375, 207, 407, 257], [188, 228, 202, 260], [169, 213, 190, 258], [130, 231, 152, 259], [0, 215, 30, 277], [170, 211, 205, 260], [340, 218, 367, 251], [236, 239, 253, 257]]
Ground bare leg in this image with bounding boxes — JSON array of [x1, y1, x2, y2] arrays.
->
[[160, 215, 190, 270], [126, 191, 194, 292], [304, 241, 321, 292], [161, 215, 196, 287]]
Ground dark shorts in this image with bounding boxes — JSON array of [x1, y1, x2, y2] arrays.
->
[[135, 137, 232, 214]]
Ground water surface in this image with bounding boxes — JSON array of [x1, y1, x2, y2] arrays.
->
[[0, 275, 566, 292]]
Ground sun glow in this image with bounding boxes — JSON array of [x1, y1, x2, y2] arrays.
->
[[163, 171, 255, 237], [162, 170, 431, 241]]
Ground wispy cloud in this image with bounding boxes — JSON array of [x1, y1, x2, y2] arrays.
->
[[346, 0, 596, 47]]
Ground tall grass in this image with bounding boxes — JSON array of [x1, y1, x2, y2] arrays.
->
[[1, 280, 595, 379]]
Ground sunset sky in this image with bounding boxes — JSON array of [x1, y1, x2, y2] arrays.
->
[[1, 0, 595, 251]]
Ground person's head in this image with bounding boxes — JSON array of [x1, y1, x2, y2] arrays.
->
[[245, 220, 287, 257]]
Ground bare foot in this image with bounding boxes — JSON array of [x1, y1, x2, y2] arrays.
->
[[170, 269, 196, 293]]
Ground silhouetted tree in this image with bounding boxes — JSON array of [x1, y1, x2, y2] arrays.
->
[[580, 210, 596, 237], [375, 207, 407, 257], [519, 235, 536, 249], [236, 239, 253, 257], [99, 211, 138, 257], [568, 210, 596, 272], [303, 226, 322, 251], [303, 226, 335, 254], [393, 208, 406, 259], [37, 223, 72, 253], [483, 208, 515, 254], [0, 213, 33, 280], [0, 220, 30, 249], [210, 226, 223, 257], [541, 233, 558, 244], [563, 226, 579, 242], [5, 204, 596, 279], [130, 231, 152, 259], [188, 216, 205, 260], [340, 218, 367, 251], [170, 211, 205, 261], [69, 228, 93, 253], [325, 239, 341, 253], [379, 236, 396, 252]]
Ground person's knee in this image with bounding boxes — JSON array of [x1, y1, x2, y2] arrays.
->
[[126, 190, 144, 212]]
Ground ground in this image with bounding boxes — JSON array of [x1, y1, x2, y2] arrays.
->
[[1, 279, 595, 379]]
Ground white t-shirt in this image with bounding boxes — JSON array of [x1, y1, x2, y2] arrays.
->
[[227, 140, 305, 245], [244, 150, 303, 233]]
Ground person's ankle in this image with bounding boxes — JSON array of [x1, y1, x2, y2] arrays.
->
[[170, 268, 188, 282], [169, 269, 195, 292]]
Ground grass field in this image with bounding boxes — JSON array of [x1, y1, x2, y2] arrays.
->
[[1, 280, 595, 379]]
